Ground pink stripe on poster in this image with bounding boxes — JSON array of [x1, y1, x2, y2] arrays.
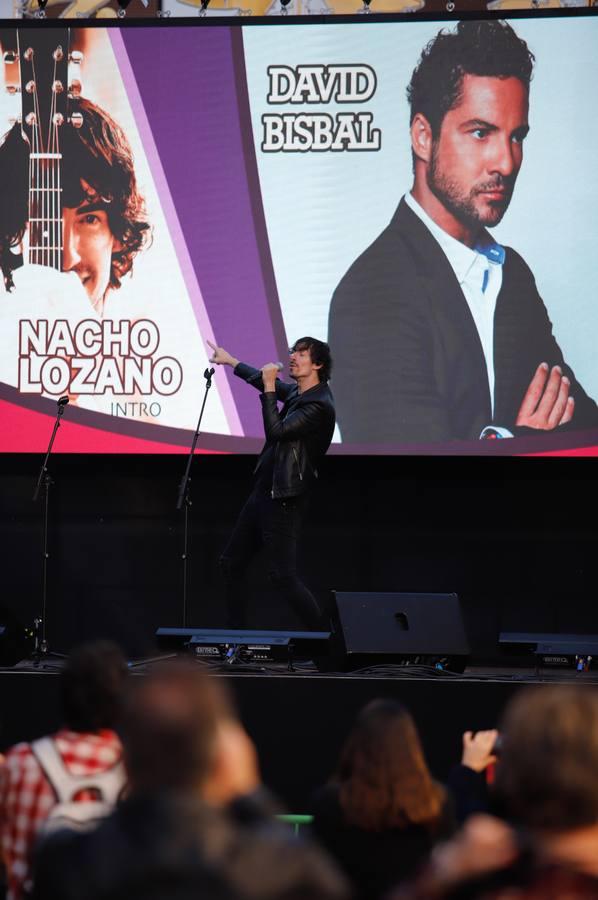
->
[[0, 398, 224, 454], [522, 446, 598, 457]]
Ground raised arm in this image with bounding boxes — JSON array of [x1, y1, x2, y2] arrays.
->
[[207, 341, 294, 401], [207, 340, 240, 370]]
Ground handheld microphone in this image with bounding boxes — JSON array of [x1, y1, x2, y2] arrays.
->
[[247, 362, 284, 385], [57, 395, 70, 407]]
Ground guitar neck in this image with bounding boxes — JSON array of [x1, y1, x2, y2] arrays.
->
[[29, 152, 62, 270], [12, 28, 71, 270]]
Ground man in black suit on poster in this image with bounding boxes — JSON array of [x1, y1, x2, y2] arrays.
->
[[328, 20, 598, 445]]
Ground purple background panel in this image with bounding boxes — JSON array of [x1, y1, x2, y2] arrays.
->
[[110, 28, 242, 438], [121, 26, 287, 437]]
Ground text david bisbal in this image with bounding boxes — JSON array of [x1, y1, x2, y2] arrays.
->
[[262, 64, 381, 153], [18, 319, 182, 415]]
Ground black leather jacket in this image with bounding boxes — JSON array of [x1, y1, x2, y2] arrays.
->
[[235, 363, 336, 499]]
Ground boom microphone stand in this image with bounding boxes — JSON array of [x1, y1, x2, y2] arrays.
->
[[176, 367, 215, 627], [31, 395, 70, 663]]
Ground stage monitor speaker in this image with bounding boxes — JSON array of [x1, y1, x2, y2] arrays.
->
[[156, 627, 330, 664], [328, 591, 470, 672], [499, 632, 598, 669]]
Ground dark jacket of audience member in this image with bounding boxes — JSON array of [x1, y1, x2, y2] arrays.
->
[[32, 661, 350, 900], [310, 699, 454, 900]]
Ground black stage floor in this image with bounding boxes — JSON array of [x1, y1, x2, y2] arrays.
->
[[2, 662, 598, 810]]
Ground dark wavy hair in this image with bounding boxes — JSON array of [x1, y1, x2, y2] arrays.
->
[[61, 97, 150, 288], [0, 97, 150, 289], [0, 123, 29, 286], [407, 20, 535, 139], [335, 699, 446, 832], [61, 640, 128, 733], [292, 337, 333, 383]]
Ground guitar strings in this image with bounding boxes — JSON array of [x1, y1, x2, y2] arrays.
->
[[50, 53, 57, 271], [30, 52, 41, 267], [48, 50, 62, 272]]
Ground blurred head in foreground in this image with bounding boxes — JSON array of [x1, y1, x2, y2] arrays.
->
[[495, 684, 598, 830], [121, 660, 259, 805], [62, 639, 128, 732]]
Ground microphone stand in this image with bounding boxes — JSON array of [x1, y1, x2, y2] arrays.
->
[[176, 367, 215, 627], [31, 396, 69, 664]]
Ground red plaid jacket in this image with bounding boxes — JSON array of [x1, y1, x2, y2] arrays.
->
[[0, 728, 123, 900]]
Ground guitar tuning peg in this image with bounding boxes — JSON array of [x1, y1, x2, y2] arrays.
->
[[53, 46, 64, 62], [69, 51, 84, 65], [53, 113, 65, 126], [25, 81, 35, 94], [69, 79, 82, 98], [69, 112, 84, 129], [52, 81, 64, 94], [5, 84, 21, 95], [2, 51, 18, 65]]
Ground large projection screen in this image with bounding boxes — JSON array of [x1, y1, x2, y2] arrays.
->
[[1, 13, 597, 455]]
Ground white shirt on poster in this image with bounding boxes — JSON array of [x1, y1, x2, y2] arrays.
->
[[404, 191, 504, 420]]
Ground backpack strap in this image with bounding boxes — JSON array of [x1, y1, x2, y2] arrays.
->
[[31, 736, 125, 804]]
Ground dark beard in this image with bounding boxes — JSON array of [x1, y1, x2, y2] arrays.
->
[[427, 143, 515, 233]]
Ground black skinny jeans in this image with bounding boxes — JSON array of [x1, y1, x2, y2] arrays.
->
[[219, 488, 322, 629]]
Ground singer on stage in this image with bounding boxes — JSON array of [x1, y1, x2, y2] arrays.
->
[[208, 337, 335, 630]]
